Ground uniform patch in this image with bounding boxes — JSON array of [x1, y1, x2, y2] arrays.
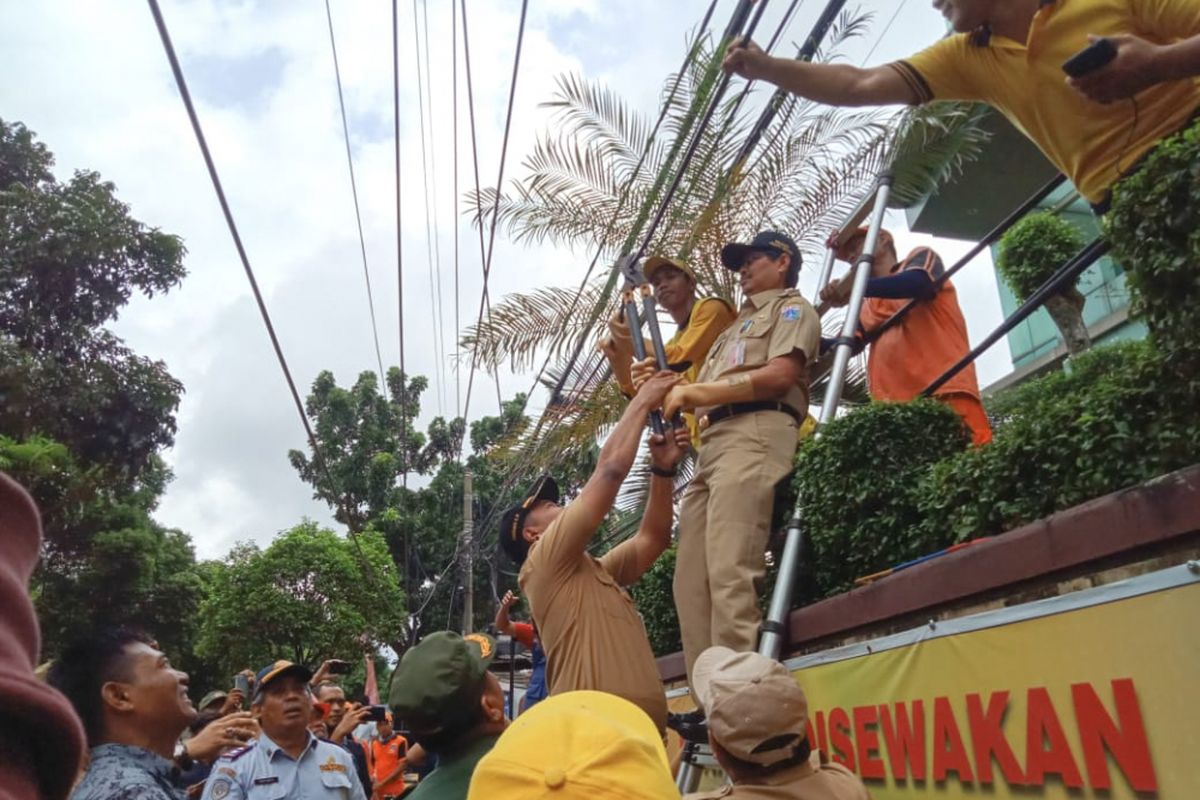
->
[[781, 306, 802, 321], [219, 742, 255, 761], [217, 767, 237, 778], [319, 756, 347, 773], [739, 319, 753, 333], [728, 340, 746, 367], [464, 632, 494, 658], [253, 777, 279, 785], [210, 778, 232, 800]]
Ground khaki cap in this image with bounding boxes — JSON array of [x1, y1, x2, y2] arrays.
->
[[693, 647, 808, 766], [643, 255, 696, 282]]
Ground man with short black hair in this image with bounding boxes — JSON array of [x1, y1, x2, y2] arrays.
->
[[687, 647, 868, 800], [49, 628, 257, 800], [389, 632, 509, 800], [497, 371, 688, 734], [315, 681, 374, 795]]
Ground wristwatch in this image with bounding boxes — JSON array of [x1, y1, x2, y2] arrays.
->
[[650, 465, 677, 478]]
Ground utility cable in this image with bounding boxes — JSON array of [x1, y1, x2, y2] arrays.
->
[[412, 0, 447, 415], [452, 0, 461, 420], [422, 0, 451, 412], [859, 0, 910, 66], [392, 0, 409, 488], [460, 0, 530, 429], [146, 0, 383, 592], [323, 0, 388, 391]]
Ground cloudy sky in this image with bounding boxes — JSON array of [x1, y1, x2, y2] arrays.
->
[[2, 0, 1013, 559]]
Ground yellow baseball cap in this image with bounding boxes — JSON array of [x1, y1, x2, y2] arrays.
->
[[643, 255, 696, 283], [466, 691, 679, 800]]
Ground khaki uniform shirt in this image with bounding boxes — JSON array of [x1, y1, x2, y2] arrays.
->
[[518, 501, 667, 733], [686, 751, 870, 800], [696, 289, 821, 419]]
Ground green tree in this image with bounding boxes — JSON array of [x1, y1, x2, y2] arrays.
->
[[197, 522, 405, 673], [0, 118, 185, 486]]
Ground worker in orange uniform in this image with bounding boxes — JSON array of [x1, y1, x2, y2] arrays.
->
[[600, 255, 735, 443], [820, 228, 992, 445], [368, 712, 408, 800]]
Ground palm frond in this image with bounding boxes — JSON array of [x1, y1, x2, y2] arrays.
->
[[886, 102, 993, 208]]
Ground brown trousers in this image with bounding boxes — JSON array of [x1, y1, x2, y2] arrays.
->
[[674, 411, 799, 685]]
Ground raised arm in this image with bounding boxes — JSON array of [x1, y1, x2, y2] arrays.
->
[[723, 38, 918, 106], [493, 590, 518, 636], [553, 371, 682, 556]]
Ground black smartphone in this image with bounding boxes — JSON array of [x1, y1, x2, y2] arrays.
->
[[364, 704, 388, 722], [1063, 38, 1117, 78], [327, 659, 352, 675]]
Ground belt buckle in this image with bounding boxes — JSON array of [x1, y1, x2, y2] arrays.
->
[[698, 414, 711, 432]]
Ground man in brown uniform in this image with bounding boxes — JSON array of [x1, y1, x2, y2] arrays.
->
[[660, 231, 821, 686], [688, 647, 869, 800], [498, 371, 689, 734]]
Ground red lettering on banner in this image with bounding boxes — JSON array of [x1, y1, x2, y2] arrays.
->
[[966, 691, 1025, 785], [880, 701, 926, 781], [1072, 679, 1158, 792], [1025, 687, 1084, 788], [814, 710, 829, 756], [828, 707, 856, 771], [852, 706, 886, 779], [932, 696, 975, 783]]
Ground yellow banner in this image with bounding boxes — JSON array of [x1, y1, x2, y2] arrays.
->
[[791, 578, 1200, 798]]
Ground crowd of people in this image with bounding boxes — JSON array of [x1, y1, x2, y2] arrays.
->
[[3, 1, 1199, 799]]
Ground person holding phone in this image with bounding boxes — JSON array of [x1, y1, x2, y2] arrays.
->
[[315, 681, 374, 796], [722, 0, 1200, 214], [368, 713, 409, 800]]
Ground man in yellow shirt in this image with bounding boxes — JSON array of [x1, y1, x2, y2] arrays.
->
[[600, 255, 735, 441], [722, 0, 1200, 209]]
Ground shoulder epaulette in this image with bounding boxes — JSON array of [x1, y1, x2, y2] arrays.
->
[[218, 741, 256, 761]]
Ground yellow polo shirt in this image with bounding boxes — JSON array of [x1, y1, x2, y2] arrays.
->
[[891, 0, 1200, 203]]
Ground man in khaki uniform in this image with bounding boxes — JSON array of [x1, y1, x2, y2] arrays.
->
[[660, 230, 820, 686], [497, 371, 689, 735], [688, 647, 869, 800]]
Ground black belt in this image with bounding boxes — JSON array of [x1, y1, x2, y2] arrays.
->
[[700, 401, 802, 430]]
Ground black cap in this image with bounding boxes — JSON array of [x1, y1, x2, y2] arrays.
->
[[497, 476, 559, 566], [721, 231, 802, 287]]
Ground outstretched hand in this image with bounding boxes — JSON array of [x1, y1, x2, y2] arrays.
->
[[500, 590, 519, 610], [722, 37, 768, 79], [184, 711, 259, 763], [635, 370, 682, 409], [630, 356, 656, 393], [648, 425, 691, 471]]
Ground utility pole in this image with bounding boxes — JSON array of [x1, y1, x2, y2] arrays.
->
[[460, 469, 474, 632]]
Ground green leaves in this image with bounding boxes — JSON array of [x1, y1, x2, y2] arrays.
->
[[792, 400, 971, 597], [1107, 118, 1200, 377], [196, 522, 405, 672], [997, 211, 1085, 302]]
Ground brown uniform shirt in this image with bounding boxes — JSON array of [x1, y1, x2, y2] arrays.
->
[[696, 288, 821, 418], [686, 751, 870, 800], [518, 501, 667, 732]]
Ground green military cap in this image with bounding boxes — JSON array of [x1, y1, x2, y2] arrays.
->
[[389, 631, 497, 738], [198, 690, 229, 711]]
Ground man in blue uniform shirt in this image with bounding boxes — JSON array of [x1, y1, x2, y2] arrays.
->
[[201, 661, 367, 800]]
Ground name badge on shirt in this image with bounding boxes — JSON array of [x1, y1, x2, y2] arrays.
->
[[253, 777, 279, 785], [728, 340, 746, 368]]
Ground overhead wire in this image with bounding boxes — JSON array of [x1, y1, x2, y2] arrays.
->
[[859, 0, 910, 66], [412, 0, 447, 415], [392, 0, 409, 488], [460, 0, 530, 429], [452, 0, 461, 420], [145, 0, 385, 594], [322, 0, 388, 392]]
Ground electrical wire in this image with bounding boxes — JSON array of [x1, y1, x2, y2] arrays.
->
[[323, 0, 388, 392], [146, 0, 383, 590], [412, 0, 447, 415], [392, 0, 409, 487], [452, 0, 461, 420], [460, 0, 529, 427], [859, 0, 910, 66]]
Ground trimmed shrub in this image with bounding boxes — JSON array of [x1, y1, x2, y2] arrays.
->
[[997, 211, 1090, 354], [793, 400, 971, 596], [630, 544, 681, 657], [919, 341, 1200, 541], [1107, 119, 1200, 377]]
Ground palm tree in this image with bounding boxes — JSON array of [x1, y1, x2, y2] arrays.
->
[[463, 11, 990, 523]]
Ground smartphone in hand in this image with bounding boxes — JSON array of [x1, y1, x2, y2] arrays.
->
[[364, 704, 389, 722], [327, 659, 352, 675], [1063, 38, 1117, 78], [233, 674, 251, 697]]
